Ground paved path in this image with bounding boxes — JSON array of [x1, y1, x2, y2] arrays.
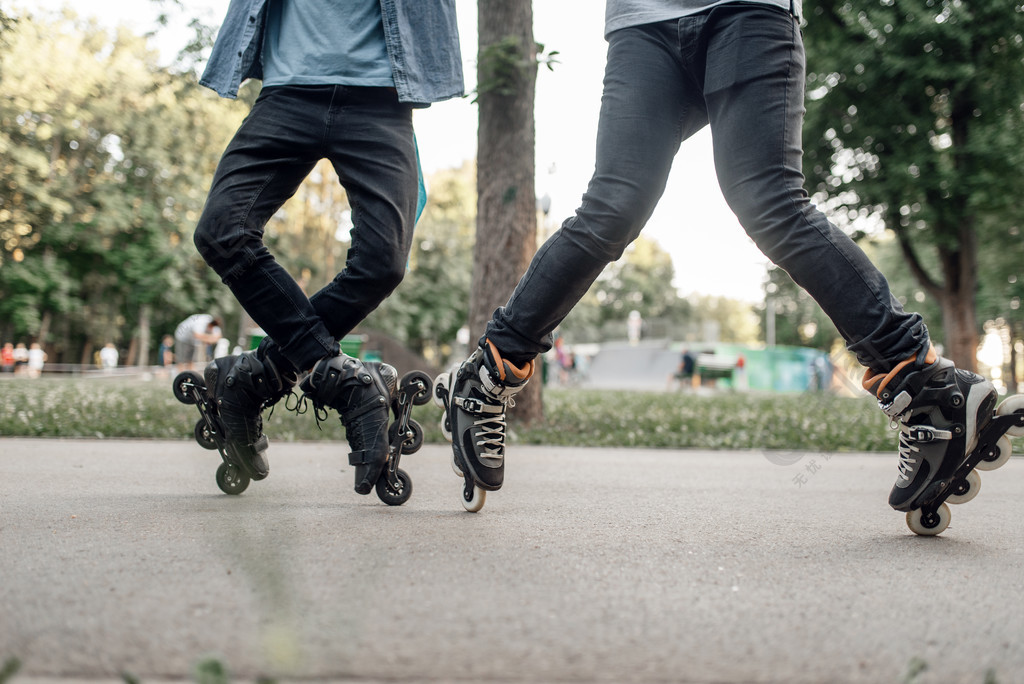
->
[[2, 438, 1023, 684]]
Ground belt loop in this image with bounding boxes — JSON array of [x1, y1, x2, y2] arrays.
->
[[790, 0, 803, 23]]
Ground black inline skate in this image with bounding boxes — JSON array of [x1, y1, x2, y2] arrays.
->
[[864, 346, 1024, 535], [298, 353, 398, 496], [433, 339, 535, 512], [172, 344, 296, 494], [299, 356, 432, 504]]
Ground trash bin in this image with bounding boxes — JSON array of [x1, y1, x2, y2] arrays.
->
[[249, 330, 368, 360]]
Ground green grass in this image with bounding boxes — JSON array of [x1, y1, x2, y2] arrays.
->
[[0, 374, 916, 453], [527, 388, 896, 451]]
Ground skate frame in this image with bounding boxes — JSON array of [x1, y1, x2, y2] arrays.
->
[[915, 410, 1024, 531]]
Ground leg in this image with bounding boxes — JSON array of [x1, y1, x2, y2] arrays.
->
[[703, 5, 927, 371], [485, 23, 704, 362], [435, 23, 704, 507], [309, 87, 419, 338], [194, 86, 338, 373], [192, 87, 338, 480], [702, 6, 1002, 532], [298, 87, 416, 495]]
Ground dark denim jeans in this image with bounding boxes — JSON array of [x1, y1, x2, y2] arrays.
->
[[194, 85, 418, 372], [485, 4, 928, 372]]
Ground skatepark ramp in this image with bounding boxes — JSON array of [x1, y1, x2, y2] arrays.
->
[[570, 340, 839, 393], [577, 340, 682, 391]]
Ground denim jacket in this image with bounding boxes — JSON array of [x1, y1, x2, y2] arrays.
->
[[200, 0, 464, 105]]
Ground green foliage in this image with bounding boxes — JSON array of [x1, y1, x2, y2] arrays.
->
[[0, 11, 248, 360], [976, 219, 1024, 329], [802, 0, 1024, 358], [195, 658, 230, 684], [528, 388, 895, 451], [362, 164, 476, 363], [866, 234, 945, 341], [558, 236, 759, 345], [475, 37, 557, 102], [804, 1, 1024, 236], [683, 293, 761, 345], [762, 266, 842, 351], [559, 236, 683, 341], [0, 657, 21, 684], [0, 376, 931, 454]]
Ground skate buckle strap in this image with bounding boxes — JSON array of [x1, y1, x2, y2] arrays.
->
[[879, 391, 913, 418], [894, 422, 952, 482], [456, 396, 503, 415], [341, 393, 390, 424], [349, 449, 374, 466], [479, 366, 525, 401], [905, 425, 953, 443]]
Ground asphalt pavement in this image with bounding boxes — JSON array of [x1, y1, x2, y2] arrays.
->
[[2, 437, 1023, 684]]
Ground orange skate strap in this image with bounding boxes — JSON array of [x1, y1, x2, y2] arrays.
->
[[862, 345, 937, 396], [485, 339, 535, 383]]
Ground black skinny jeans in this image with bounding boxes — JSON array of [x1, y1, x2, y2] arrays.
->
[[194, 85, 418, 372], [484, 5, 928, 372]]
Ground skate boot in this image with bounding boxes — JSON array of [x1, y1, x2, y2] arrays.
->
[[433, 339, 535, 512], [299, 353, 398, 495], [863, 345, 1002, 534], [204, 344, 297, 482]]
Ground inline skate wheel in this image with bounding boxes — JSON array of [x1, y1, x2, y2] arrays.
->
[[194, 418, 219, 450], [976, 435, 1013, 471], [462, 480, 486, 513], [376, 468, 413, 506], [946, 470, 981, 505], [906, 503, 951, 536], [172, 371, 205, 405], [388, 419, 424, 455], [216, 462, 250, 495], [400, 370, 433, 406], [403, 420, 424, 455], [996, 395, 1024, 437], [432, 372, 450, 409]]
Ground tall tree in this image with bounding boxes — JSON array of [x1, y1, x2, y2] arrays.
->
[[0, 10, 245, 363], [802, 0, 1024, 370], [473, 0, 541, 423]]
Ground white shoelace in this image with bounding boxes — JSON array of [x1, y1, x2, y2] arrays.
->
[[470, 397, 515, 457], [891, 410, 954, 483], [895, 424, 920, 482], [474, 414, 508, 456]]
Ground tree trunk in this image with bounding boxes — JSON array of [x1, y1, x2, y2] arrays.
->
[[1009, 327, 1019, 395], [473, 0, 542, 425], [37, 310, 52, 346], [80, 342, 94, 368], [135, 303, 152, 367], [126, 337, 138, 368], [893, 212, 980, 372], [936, 219, 979, 372], [938, 293, 979, 372]]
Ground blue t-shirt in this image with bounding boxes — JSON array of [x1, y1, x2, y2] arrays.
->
[[262, 0, 395, 88]]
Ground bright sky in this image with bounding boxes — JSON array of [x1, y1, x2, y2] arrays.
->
[[15, 0, 771, 302]]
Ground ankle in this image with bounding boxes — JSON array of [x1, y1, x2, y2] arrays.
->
[[862, 344, 938, 398], [481, 339, 535, 387]]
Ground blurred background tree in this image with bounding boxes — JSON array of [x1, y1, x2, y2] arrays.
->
[[802, 0, 1024, 371], [0, 8, 247, 364], [363, 163, 477, 366]]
